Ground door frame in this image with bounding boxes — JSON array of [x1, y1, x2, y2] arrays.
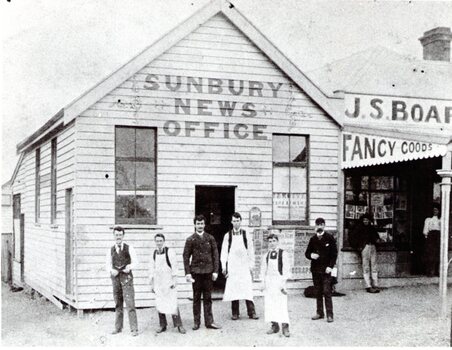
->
[[194, 185, 236, 292], [65, 188, 74, 295]]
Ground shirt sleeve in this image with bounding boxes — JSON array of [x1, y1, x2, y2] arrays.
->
[[282, 250, 290, 282], [106, 249, 112, 276], [260, 253, 267, 282], [128, 245, 138, 271], [220, 233, 229, 271], [305, 237, 313, 260], [183, 238, 192, 275], [211, 236, 220, 274], [423, 218, 430, 236], [149, 250, 155, 280], [168, 248, 178, 277], [328, 236, 338, 268], [247, 232, 255, 270]]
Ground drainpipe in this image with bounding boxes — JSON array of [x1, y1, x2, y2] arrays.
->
[[437, 151, 452, 318]]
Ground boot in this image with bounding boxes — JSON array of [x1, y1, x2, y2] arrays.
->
[[266, 322, 280, 334], [282, 323, 290, 337]]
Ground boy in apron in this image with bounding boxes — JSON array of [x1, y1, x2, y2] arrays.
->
[[149, 233, 186, 334], [260, 233, 291, 337]]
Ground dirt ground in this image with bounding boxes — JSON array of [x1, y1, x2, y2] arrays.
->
[[2, 282, 451, 347]]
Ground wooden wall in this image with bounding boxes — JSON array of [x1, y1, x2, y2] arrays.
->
[[74, 14, 339, 309], [11, 124, 76, 301]]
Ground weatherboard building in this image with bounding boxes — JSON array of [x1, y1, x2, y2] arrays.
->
[[8, 1, 451, 312]]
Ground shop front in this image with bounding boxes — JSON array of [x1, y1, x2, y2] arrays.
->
[[340, 92, 452, 284]]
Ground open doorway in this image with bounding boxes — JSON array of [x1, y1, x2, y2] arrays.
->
[[195, 185, 235, 292]]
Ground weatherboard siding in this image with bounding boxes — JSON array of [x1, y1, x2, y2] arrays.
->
[[73, 14, 339, 309], [11, 124, 76, 303]]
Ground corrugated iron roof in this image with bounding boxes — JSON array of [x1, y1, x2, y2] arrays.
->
[[307, 46, 452, 100]]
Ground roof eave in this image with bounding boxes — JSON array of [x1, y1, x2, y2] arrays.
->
[[16, 108, 64, 154]]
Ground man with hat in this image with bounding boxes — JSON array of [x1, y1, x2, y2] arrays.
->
[[305, 217, 338, 323]]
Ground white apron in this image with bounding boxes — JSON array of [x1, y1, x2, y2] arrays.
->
[[264, 254, 290, 324], [223, 235, 254, 301], [154, 253, 178, 315]]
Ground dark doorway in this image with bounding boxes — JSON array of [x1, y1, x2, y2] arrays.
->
[[410, 157, 442, 275], [195, 185, 235, 292]]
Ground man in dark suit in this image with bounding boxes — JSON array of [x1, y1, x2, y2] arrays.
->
[[305, 217, 338, 323], [183, 214, 221, 330]]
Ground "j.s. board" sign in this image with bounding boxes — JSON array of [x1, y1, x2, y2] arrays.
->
[[344, 93, 452, 129]]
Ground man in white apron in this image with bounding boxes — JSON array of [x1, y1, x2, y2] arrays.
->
[[149, 233, 186, 334], [260, 233, 290, 337], [220, 212, 259, 320]]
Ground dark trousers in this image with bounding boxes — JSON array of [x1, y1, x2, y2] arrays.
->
[[192, 273, 214, 326], [112, 273, 138, 332], [158, 308, 183, 328], [425, 230, 440, 276], [312, 272, 333, 317], [231, 300, 255, 317]]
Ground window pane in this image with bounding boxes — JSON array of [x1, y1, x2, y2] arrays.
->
[[273, 167, 290, 192], [116, 195, 136, 220], [290, 136, 307, 162], [273, 135, 289, 162], [136, 129, 155, 158], [289, 167, 307, 220], [116, 160, 135, 190], [290, 167, 306, 193], [361, 176, 369, 190], [136, 195, 155, 221], [273, 192, 290, 220], [370, 176, 394, 190], [116, 128, 136, 157], [136, 161, 155, 190], [289, 193, 306, 220]]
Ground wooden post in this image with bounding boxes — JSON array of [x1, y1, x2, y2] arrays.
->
[[437, 158, 452, 318], [77, 309, 84, 318]]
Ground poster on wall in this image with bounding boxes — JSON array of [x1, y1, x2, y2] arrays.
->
[[252, 227, 313, 280]]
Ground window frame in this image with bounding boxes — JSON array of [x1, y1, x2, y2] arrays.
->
[[272, 134, 309, 226], [35, 148, 41, 223], [343, 172, 411, 251], [50, 138, 57, 224], [114, 126, 157, 225]]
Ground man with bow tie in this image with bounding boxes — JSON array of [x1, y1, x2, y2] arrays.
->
[[305, 217, 338, 323], [220, 212, 259, 320], [105, 226, 139, 336], [260, 233, 291, 337]]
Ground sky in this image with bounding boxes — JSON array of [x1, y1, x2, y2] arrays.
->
[[1, 0, 452, 183]]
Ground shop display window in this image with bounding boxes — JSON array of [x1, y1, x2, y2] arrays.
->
[[344, 174, 410, 250]]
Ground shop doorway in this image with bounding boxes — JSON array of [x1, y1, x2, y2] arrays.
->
[[195, 185, 235, 292], [410, 157, 442, 275]]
